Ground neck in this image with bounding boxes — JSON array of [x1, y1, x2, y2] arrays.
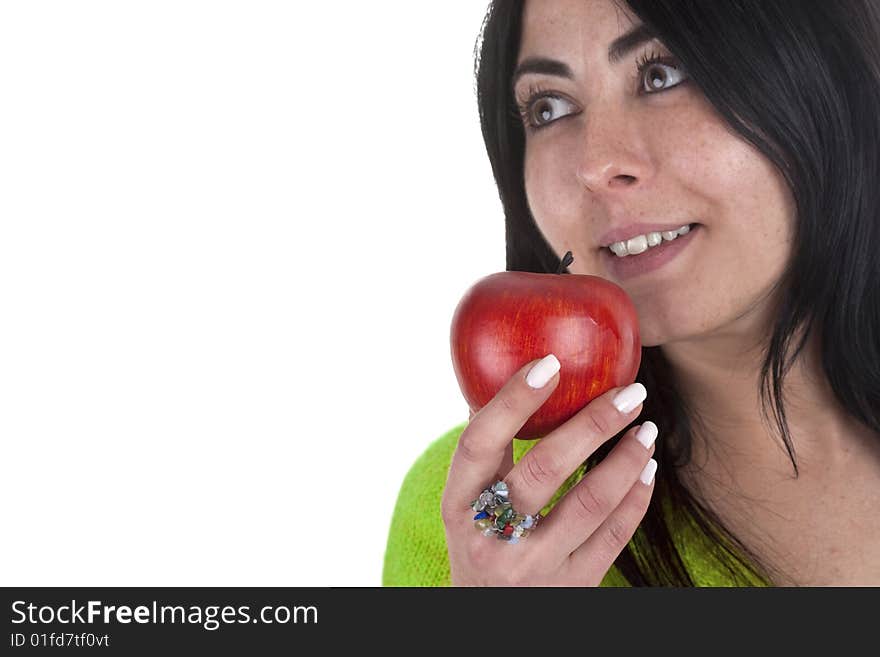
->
[[656, 307, 880, 586], [661, 321, 879, 487]]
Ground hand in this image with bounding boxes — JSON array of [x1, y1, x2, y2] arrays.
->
[[441, 355, 658, 586]]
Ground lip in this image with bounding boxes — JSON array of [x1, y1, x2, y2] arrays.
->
[[598, 222, 697, 248], [600, 224, 702, 282]]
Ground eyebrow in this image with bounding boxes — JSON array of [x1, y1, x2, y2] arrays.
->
[[512, 23, 657, 88]]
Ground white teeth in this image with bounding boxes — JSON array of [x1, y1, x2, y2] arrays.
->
[[609, 241, 628, 257], [608, 224, 693, 258], [626, 234, 649, 254]]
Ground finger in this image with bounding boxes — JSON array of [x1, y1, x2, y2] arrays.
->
[[470, 408, 514, 489], [443, 354, 561, 514], [531, 418, 658, 557], [567, 461, 657, 586], [503, 382, 649, 516]]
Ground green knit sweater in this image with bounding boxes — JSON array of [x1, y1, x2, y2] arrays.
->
[[383, 421, 770, 586]]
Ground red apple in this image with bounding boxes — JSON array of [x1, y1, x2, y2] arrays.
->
[[450, 254, 641, 440]]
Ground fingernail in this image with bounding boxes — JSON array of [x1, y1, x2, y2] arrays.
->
[[640, 459, 658, 485], [635, 421, 658, 449], [612, 382, 647, 414], [525, 354, 561, 389]]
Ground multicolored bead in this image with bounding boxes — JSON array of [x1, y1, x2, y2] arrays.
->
[[475, 518, 493, 532], [469, 480, 538, 543]]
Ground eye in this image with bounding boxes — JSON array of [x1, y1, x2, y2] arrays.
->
[[514, 84, 579, 131], [636, 52, 689, 94]]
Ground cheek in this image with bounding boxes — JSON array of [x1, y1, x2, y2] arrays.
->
[[639, 114, 796, 343], [657, 105, 745, 194], [524, 146, 577, 235], [655, 100, 796, 289], [523, 138, 595, 269], [673, 126, 796, 263], [662, 101, 794, 239]]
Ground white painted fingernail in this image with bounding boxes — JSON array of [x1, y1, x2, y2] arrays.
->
[[635, 421, 658, 449], [612, 382, 647, 414], [525, 354, 560, 389], [639, 459, 658, 485]]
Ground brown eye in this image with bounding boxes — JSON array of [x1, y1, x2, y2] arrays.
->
[[519, 94, 577, 130], [534, 98, 554, 123], [645, 65, 668, 90], [638, 59, 688, 94]]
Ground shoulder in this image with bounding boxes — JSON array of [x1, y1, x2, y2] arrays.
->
[[382, 422, 466, 587], [381, 421, 632, 587]]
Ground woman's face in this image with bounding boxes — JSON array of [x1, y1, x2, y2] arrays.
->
[[516, 0, 796, 347]]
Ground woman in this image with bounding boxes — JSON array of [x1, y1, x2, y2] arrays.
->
[[383, 0, 880, 586]]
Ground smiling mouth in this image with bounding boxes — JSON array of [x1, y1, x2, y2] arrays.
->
[[603, 223, 700, 257]]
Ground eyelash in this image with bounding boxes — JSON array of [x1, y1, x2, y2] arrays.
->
[[513, 49, 688, 132]]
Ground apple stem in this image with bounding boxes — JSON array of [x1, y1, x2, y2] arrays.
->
[[555, 250, 574, 274]]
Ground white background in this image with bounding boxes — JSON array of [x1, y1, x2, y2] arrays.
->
[[0, 1, 505, 586]]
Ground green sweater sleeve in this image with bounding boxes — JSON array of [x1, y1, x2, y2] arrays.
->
[[382, 421, 630, 587]]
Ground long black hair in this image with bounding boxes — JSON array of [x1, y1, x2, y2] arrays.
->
[[473, 0, 880, 585]]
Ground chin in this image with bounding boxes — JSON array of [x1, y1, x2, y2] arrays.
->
[[634, 320, 692, 349], [639, 333, 667, 348]]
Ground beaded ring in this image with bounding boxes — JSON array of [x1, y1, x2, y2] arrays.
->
[[469, 481, 541, 544]]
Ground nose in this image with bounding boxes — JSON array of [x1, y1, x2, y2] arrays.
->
[[575, 106, 651, 194]]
